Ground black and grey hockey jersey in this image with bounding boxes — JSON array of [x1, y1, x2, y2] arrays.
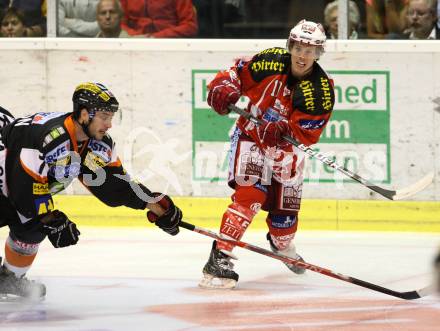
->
[[0, 110, 151, 224]]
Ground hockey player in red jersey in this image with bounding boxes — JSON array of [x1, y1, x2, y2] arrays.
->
[[200, 20, 335, 289], [0, 83, 182, 299]]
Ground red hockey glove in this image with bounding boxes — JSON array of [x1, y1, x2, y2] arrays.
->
[[146, 193, 182, 236], [256, 120, 290, 149], [207, 75, 241, 115]]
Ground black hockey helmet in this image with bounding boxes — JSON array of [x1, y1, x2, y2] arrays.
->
[[72, 82, 119, 119]]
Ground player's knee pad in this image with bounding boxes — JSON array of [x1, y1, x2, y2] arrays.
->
[[232, 184, 267, 213], [4, 235, 40, 276], [266, 213, 298, 251]]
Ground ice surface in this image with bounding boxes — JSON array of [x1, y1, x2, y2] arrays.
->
[[0, 228, 438, 331]]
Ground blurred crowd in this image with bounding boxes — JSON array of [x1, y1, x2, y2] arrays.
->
[[0, 0, 438, 39]]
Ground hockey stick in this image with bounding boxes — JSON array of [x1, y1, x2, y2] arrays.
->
[[180, 221, 433, 300], [227, 104, 434, 200]]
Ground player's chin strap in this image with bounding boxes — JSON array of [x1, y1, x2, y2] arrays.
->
[[180, 220, 434, 300], [78, 110, 95, 139]]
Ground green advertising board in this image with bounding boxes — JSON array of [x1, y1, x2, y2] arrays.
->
[[192, 70, 390, 184]]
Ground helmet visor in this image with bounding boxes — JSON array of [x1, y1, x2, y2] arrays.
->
[[289, 42, 322, 60]]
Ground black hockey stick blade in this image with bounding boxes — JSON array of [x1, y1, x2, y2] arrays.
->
[[180, 221, 434, 300], [227, 104, 434, 200]]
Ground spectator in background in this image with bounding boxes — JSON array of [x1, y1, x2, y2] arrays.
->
[[366, 0, 408, 38], [324, 0, 362, 38], [120, 0, 198, 37], [404, 0, 438, 38], [193, 0, 244, 38], [0, 6, 25, 37], [58, 0, 100, 37], [96, 0, 129, 38], [0, 0, 46, 36], [437, 0, 440, 30]]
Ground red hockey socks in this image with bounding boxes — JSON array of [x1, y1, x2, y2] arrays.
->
[[217, 186, 266, 253]]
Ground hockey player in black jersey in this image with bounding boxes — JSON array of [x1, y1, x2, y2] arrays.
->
[[0, 82, 182, 299]]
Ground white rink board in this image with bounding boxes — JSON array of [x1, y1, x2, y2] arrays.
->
[[0, 39, 438, 200]]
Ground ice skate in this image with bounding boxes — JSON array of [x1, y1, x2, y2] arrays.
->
[[435, 252, 440, 294], [267, 233, 306, 275], [199, 241, 239, 289], [0, 259, 46, 301]]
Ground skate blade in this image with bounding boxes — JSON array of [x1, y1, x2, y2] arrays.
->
[[0, 293, 45, 303], [198, 273, 237, 289], [286, 263, 306, 275]]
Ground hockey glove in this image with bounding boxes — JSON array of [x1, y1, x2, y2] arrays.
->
[[40, 210, 80, 248], [256, 120, 290, 150], [146, 193, 182, 236], [207, 73, 241, 115]]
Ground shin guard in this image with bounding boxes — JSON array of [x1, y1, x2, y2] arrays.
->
[[217, 186, 266, 253], [217, 203, 254, 253]]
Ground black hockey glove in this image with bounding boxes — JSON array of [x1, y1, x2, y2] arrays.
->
[[40, 210, 81, 248], [146, 193, 182, 236]]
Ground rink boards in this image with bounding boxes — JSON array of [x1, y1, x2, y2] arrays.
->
[[53, 195, 440, 232]]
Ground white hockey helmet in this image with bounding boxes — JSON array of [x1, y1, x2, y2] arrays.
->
[[286, 19, 326, 51]]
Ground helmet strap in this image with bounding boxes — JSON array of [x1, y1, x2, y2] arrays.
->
[[80, 120, 93, 139]]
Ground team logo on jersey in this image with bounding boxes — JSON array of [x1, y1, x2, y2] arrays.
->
[[320, 77, 333, 112], [299, 119, 326, 130], [272, 99, 289, 116], [45, 141, 70, 164], [238, 142, 266, 180], [298, 80, 316, 112], [84, 152, 106, 172], [258, 48, 288, 56], [34, 195, 54, 215], [88, 140, 112, 163], [281, 186, 302, 211], [32, 112, 67, 125], [262, 108, 281, 122], [32, 183, 49, 195], [251, 59, 285, 73]]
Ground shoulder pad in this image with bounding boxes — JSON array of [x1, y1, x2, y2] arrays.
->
[[293, 64, 335, 115], [249, 47, 290, 82]]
